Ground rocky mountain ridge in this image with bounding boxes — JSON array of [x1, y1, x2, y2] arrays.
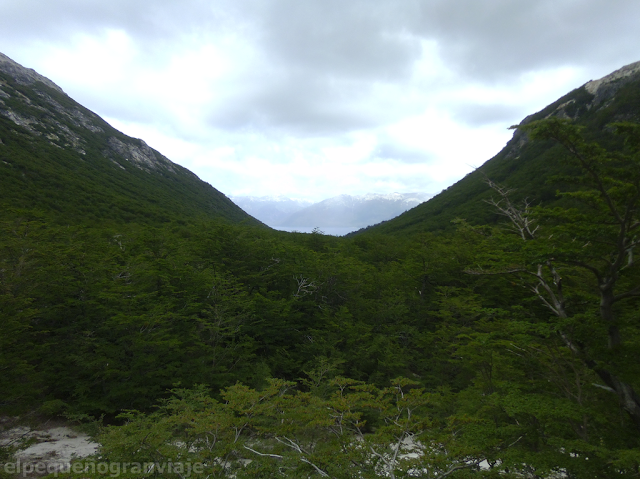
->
[[585, 60, 640, 96], [0, 52, 64, 93], [0, 53, 178, 173], [0, 52, 259, 225]]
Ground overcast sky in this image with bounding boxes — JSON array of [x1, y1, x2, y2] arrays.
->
[[2, 1, 640, 202]]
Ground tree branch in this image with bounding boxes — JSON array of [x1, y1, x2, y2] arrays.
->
[[243, 444, 283, 459]]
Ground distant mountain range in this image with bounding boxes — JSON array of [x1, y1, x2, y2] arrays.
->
[[231, 193, 432, 229], [230, 195, 314, 225]]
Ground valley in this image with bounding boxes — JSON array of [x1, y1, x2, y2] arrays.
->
[[1, 53, 640, 478]]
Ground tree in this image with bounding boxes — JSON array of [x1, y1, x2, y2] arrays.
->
[[474, 118, 640, 431]]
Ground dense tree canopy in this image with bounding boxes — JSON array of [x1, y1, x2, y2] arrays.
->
[[1, 119, 640, 478]]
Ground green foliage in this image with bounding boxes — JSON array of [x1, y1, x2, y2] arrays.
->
[[74, 378, 493, 479], [453, 118, 640, 476]]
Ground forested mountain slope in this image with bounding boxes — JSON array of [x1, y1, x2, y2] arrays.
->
[[358, 60, 640, 235], [0, 52, 260, 226]]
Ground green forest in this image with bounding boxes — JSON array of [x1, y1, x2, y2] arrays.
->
[[1, 117, 640, 478]]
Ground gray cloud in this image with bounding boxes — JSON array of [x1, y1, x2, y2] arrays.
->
[[5, 0, 640, 137], [0, 0, 219, 43], [450, 103, 525, 127], [206, 70, 391, 135], [259, 0, 422, 81], [197, 1, 427, 135], [373, 142, 434, 165], [5, 0, 640, 82], [410, 0, 640, 82], [0, 0, 419, 135]]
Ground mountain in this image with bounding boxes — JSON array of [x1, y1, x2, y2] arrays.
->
[[231, 193, 431, 229], [279, 192, 432, 228], [358, 60, 640, 236], [0, 52, 260, 226], [230, 195, 313, 225]]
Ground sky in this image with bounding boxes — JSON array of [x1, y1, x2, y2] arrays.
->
[[1, 1, 640, 202]]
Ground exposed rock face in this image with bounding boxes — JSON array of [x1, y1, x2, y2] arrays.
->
[[0, 52, 65, 94], [0, 52, 177, 173], [502, 60, 640, 162], [105, 136, 177, 172], [585, 60, 640, 96]]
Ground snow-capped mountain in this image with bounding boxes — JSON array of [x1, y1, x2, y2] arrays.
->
[[278, 193, 432, 228], [230, 195, 314, 225]]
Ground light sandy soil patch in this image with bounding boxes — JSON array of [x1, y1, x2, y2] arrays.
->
[[1, 422, 98, 477]]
